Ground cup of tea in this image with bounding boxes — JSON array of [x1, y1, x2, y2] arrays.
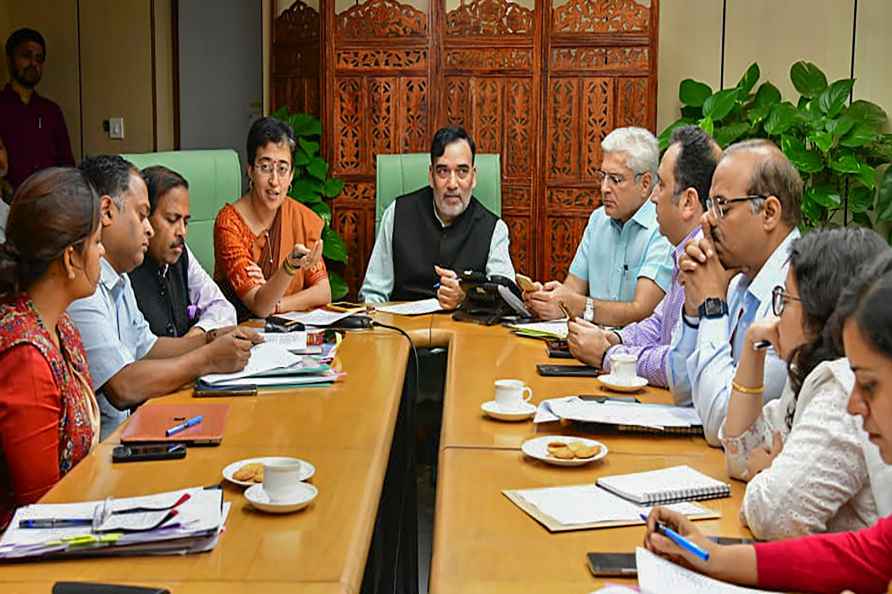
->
[[610, 352, 638, 382], [494, 379, 533, 410], [263, 459, 302, 503]]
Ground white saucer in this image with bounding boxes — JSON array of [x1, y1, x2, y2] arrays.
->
[[245, 482, 318, 514], [223, 456, 316, 487], [481, 400, 536, 422], [521, 435, 608, 467], [598, 374, 648, 392]]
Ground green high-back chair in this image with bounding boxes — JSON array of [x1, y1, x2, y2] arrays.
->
[[121, 149, 241, 273], [374, 153, 501, 231]]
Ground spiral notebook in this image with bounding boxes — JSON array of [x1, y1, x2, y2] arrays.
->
[[596, 465, 731, 505]]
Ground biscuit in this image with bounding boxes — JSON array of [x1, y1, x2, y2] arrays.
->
[[547, 441, 568, 451], [574, 445, 597, 458], [552, 447, 575, 459], [253, 467, 264, 482], [233, 462, 263, 482], [566, 441, 586, 453]]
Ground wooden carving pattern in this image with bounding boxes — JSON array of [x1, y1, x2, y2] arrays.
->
[[446, 78, 469, 129], [338, 182, 377, 204], [273, 77, 320, 116], [474, 79, 502, 154], [369, 78, 396, 157], [504, 215, 531, 274], [336, 49, 428, 71], [333, 207, 367, 297], [274, 0, 320, 42], [444, 48, 532, 70], [446, 0, 534, 36], [334, 78, 363, 174], [617, 77, 649, 128], [401, 78, 429, 152], [551, 47, 649, 71], [506, 79, 532, 178], [547, 79, 578, 179], [336, 0, 427, 39], [545, 216, 587, 280], [547, 188, 600, 211], [552, 0, 650, 33], [583, 78, 612, 179], [503, 185, 531, 212]]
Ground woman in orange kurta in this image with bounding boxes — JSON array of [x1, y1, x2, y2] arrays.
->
[[214, 117, 331, 321], [0, 167, 104, 528]]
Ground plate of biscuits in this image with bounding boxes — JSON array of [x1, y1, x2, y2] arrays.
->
[[222, 456, 316, 487], [521, 436, 608, 467]]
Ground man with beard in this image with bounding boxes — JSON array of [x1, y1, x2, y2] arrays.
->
[[668, 139, 802, 445], [0, 29, 74, 190], [130, 165, 236, 338]]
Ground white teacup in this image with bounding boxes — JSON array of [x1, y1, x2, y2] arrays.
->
[[494, 379, 533, 410], [262, 459, 303, 503], [610, 353, 638, 382]]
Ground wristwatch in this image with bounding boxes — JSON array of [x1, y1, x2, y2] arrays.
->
[[583, 298, 595, 322], [698, 297, 729, 319]]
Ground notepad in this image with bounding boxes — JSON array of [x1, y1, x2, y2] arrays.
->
[[636, 547, 772, 593], [597, 465, 731, 505], [375, 298, 443, 316]]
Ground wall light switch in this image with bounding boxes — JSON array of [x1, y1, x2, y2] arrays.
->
[[108, 117, 125, 140]]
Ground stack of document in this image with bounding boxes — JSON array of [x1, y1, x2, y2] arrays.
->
[[636, 547, 772, 593], [506, 320, 568, 340], [273, 308, 356, 327], [534, 396, 703, 433], [374, 298, 443, 316], [200, 342, 343, 388], [0, 487, 229, 560]]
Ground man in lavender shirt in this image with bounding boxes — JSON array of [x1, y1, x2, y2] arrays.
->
[[129, 165, 236, 338], [566, 126, 720, 390]]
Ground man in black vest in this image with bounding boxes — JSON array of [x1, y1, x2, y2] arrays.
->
[[130, 165, 236, 337], [359, 126, 515, 308]]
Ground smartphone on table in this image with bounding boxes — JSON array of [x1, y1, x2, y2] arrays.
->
[[515, 273, 537, 292], [537, 364, 599, 377], [586, 552, 637, 576], [112, 443, 187, 463]]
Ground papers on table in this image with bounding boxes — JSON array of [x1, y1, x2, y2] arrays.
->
[[505, 484, 718, 532], [507, 320, 568, 340], [375, 298, 443, 316], [200, 343, 342, 388], [0, 487, 227, 560], [636, 547, 772, 594], [274, 308, 354, 327], [534, 396, 702, 431], [201, 342, 301, 385], [597, 465, 731, 505], [256, 330, 308, 353]]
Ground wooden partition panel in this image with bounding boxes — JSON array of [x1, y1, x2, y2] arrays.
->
[[271, 0, 659, 296]]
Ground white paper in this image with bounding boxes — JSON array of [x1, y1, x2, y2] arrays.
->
[[507, 320, 569, 339], [597, 465, 729, 505], [375, 298, 443, 316], [636, 547, 772, 594], [201, 342, 301, 385], [256, 331, 308, 352], [274, 308, 354, 326], [544, 397, 701, 430], [213, 370, 343, 387], [515, 485, 710, 526]]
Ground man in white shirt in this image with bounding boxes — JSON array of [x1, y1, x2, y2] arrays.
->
[[669, 139, 802, 445]]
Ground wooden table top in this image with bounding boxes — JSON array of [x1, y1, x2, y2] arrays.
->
[[2, 313, 748, 594]]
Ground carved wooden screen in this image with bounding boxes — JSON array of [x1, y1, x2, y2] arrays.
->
[[271, 1, 321, 116], [271, 0, 658, 296]]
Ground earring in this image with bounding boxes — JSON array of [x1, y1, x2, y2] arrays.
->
[[248, 177, 254, 191]]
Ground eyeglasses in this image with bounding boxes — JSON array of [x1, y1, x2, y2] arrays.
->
[[255, 160, 292, 178], [433, 165, 473, 181], [771, 285, 802, 316], [706, 194, 767, 219], [595, 169, 644, 187]]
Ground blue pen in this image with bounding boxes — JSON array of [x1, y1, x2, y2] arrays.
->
[[165, 415, 203, 437], [19, 518, 93, 529], [433, 282, 441, 290], [639, 513, 710, 561]]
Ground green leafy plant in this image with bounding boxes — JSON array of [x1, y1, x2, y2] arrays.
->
[[660, 62, 892, 232], [271, 107, 349, 299]]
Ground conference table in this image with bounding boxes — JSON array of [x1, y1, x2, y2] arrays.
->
[[0, 312, 751, 594]]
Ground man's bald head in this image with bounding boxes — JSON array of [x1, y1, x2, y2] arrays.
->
[[720, 139, 802, 228]]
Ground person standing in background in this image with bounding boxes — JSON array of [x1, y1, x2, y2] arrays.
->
[[0, 135, 12, 243], [0, 28, 74, 190]]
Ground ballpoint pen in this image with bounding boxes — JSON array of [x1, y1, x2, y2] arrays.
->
[[165, 415, 203, 436], [753, 339, 772, 351], [18, 518, 93, 529], [640, 513, 710, 561]]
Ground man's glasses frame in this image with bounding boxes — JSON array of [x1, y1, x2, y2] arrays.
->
[[706, 194, 768, 219]]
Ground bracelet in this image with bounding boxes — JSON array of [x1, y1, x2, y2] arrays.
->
[[732, 380, 764, 395], [612, 330, 623, 345], [283, 258, 299, 276], [682, 312, 700, 329]]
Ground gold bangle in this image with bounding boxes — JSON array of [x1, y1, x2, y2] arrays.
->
[[282, 258, 298, 276], [732, 380, 764, 395]]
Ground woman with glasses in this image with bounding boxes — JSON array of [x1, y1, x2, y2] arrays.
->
[[213, 116, 330, 321], [644, 250, 892, 593], [0, 168, 104, 528], [719, 227, 890, 540]]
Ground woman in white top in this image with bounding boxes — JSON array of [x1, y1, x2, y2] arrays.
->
[[720, 227, 892, 540]]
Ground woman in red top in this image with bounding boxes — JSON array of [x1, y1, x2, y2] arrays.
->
[[0, 167, 105, 528], [213, 117, 330, 321], [643, 249, 892, 594]]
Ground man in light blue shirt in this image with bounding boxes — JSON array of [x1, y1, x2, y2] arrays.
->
[[525, 127, 673, 326], [69, 155, 260, 439], [669, 139, 803, 445]]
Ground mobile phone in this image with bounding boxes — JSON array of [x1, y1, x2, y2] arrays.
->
[[578, 394, 640, 403], [586, 552, 637, 577], [707, 536, 754, 545], [515, 273, 537, 292], [537, 364, 599, 377], [112, 443, 187, 463], [265, 316, 305, 333], [545, 339, 573, 359]]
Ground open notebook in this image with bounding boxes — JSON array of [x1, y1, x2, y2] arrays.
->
[[597, 465, 731, 506]]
